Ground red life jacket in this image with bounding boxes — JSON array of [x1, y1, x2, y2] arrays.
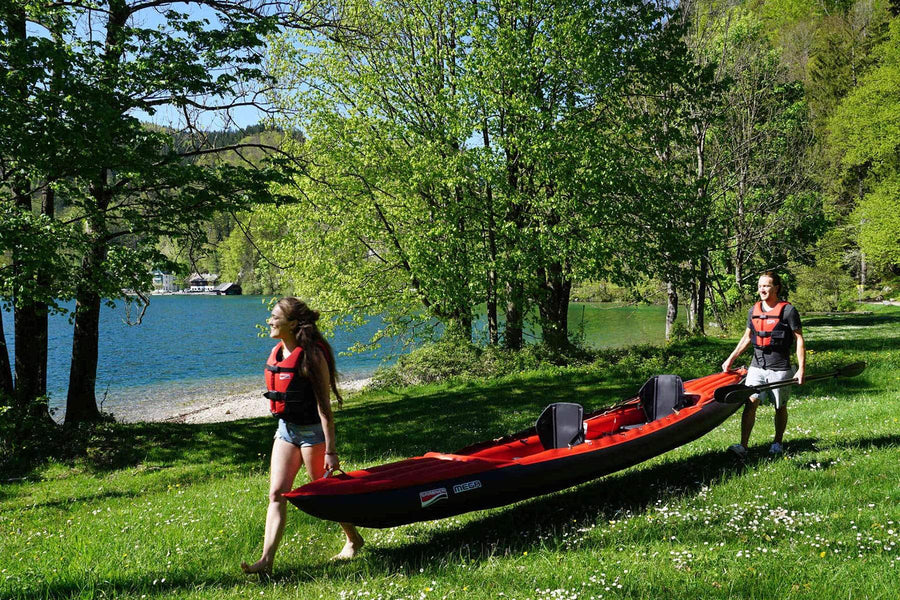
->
[[264, 342, 319, 425], [749, 301, 793, 350]]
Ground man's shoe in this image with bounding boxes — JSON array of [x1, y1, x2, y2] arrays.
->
[[769, 442, 784, 455], [728, 443, 747, 458]]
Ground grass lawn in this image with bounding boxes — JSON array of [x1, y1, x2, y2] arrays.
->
[[2, 306, 898, 599]]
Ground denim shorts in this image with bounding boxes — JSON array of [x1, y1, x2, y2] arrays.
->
[[275, 419, 325, 448], [746, 366, 796, 409]]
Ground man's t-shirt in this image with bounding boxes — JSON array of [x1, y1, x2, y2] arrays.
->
[[747, 303, 802, 371]]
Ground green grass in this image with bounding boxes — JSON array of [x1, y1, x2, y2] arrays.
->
[[2, 307, 898, 599]]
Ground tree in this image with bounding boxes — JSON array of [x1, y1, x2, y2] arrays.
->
[[619, 1, 727, 338], [701, 8, 823, 309], [0, 0, 329, 424], [828, 17, 900, 273], [269, 0, 688, 351]]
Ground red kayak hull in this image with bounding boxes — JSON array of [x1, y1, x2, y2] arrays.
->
[[285, 370, 745, 527]]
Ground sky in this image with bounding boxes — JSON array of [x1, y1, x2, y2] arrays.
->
[[39, 1, 270, 130], [133, 2, 268, 130]]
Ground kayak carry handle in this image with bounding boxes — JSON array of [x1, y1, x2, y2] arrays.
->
[[323, 467, 348, 479]]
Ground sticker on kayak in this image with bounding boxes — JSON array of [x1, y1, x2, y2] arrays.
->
[[419, 487, 448, 507], [452, 480, 482, 494]]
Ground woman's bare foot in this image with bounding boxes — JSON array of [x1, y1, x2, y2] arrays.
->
[[241, 559, 272, 576], [331, 535, 365, 560]]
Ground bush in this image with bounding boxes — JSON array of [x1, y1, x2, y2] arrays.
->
[[0, 400, 120, 477], [370, 339, 596, 389], [791, 262, 857, 312], [371, 336, 727, 392], [0, 399, 58, 476], [370, 340, 487, 388]]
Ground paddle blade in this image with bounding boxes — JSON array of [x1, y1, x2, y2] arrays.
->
[[837, 361, 866, 378], [714, 383, 752, 404]]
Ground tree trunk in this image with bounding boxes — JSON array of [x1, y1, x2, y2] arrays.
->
[[504, 279, 524, 350], [14, 302, 50, 415], [484, 182, 499, 346], [537, 262, 571, 352], [665, 280, 678, 341], [65, 175, 109, 425], [687, 279, 697, 333], [695, 252, 708, 335], [12, 185, 49, 416], [0, 309, 14, 398], [859, 251, 866, 299], [65, 288, 103, 423], [486, 268, 499, 345], [707, 285, 727, 332], [35, 187, 55, 405], [6, 5, 50, 418]]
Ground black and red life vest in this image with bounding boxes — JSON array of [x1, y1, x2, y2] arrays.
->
[[749, 301, 793, 350], [264, 342, 320, 425]]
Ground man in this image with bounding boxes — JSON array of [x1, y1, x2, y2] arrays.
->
[[722, 271, 805, 456]]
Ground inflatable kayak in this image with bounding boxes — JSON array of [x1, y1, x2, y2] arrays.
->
[[285, 369, 746, 527]]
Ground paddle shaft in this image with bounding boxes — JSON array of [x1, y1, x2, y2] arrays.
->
[[748, 361, 866, 393], [751, 370, 838, 392], [719, 361, 866, 403]]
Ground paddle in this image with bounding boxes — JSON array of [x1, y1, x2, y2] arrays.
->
[[714, 361, 867, 404]]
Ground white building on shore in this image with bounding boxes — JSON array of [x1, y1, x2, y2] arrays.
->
[[187, 273, 219, 292]]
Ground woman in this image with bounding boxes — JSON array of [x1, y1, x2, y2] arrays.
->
[[242, 297, 364, 575]]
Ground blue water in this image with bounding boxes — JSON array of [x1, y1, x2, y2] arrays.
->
[[2, 297, 677, 419], [1, 296, 398, 417]]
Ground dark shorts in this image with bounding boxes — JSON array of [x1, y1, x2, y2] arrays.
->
[[274, 419, 325, 448]]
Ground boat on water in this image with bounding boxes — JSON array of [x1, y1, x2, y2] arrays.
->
[[285, 369, 746, 528]]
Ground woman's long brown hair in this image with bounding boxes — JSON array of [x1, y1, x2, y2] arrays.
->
[[276, 297, 343, 407]]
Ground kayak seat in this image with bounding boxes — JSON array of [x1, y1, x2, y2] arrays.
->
[[536, 402, 586, 450], [639, 375, 699, 421]]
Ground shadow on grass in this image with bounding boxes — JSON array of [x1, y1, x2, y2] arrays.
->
[[10, 570, 255, 600], [807, 338, 900, 353], [1, 370, 626, 502], [8, 342, 878, 485], [340, 373, 635, 459], [803, 311, 900, 353], [804, 312, 900, 328], [0, 418, 276, 501], [791, 375, 882, 400]]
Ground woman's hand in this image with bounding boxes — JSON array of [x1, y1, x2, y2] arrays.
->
[[324, 452, 340, 473]]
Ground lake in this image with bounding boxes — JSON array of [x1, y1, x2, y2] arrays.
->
[[2, 296, 681, 418]]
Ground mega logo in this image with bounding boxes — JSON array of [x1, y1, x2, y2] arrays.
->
[[419, 487, 448, 507], [452, 480, 482, 494]]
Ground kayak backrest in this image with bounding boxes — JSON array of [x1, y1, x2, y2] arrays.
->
[[639, 375, 691, 421], [536, 402, 586, 450]]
